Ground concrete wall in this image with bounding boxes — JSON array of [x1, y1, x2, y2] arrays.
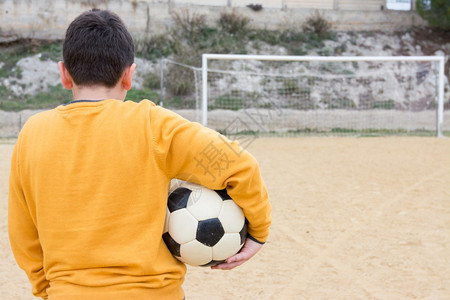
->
[[0, 0, 427, 42]]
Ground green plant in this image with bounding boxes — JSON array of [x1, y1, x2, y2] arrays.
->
[[416, 0, 450, 30], [318, 46, 333, 56], [287, 44, 308, 56], [38, 41, 63, 62], [278, 29, 301, 44], [0, 85, 9, 101], [140, 8, 337, 65], [165, 66, 195, 97], [250, 25, 336, 56], [144, 73, 161, 90], [0, 46, 29, 79], [0, 84, 71, 111], [207, 32, 248, 54], [211, 94, 244, 110], [163, 96, 183, 109], [218, 9, 251, 36], [162, 62, 198, 99], [135, 34, 173, 61], [371, 99, 395, 110], [126, 88, 160, 103], [0, 100, 23, 111], [278, 79, 299, 95], [163, 97, 196, 109], [249, 29, 281, 45], [334, 42, 347, 55], [170, 9, 215, 48], [302, 11, 333, 38], [167, 9, 251, 64], [25, 85, 71, 108], [321, 95, 356, 109], [0, 40, 63, 79]]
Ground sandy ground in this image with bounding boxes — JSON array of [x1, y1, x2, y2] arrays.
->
[[1, 137, 450, 299]]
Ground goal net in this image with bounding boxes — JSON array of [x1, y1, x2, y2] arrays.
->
[[159, 59, 203, 123], [200, 54, 447, 137]]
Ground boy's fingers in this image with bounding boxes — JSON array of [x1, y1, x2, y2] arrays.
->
[[211, 260, 244, 270], [210, 238, 264, 270], [226, 252, 245, 263], [210, 253, 246, 270]]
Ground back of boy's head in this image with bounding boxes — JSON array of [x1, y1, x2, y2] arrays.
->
[[63, 9, 134, 88]]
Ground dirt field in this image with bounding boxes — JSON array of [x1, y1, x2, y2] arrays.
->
[[1, 137, 449, 299]]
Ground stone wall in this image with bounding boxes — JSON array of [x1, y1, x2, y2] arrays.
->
[[0, 0, 426, 42]]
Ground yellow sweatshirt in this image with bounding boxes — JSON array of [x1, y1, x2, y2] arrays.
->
[[8, 99, 271, 300]]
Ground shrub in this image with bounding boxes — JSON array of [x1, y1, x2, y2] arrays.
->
[[164, 97, 196, 109], [144, 73, 161, 90], [0, 40, 57, 78], [218, 9, 251, 36], [416, 0, 450, 30], [249, 29, 281, 45], [126, 88, 160, 103], [164, 66, 195, 97], [278, 79, 299, 96], [372, 100, 395, 110], [321, 96, 356, 109], [211, 94, 244, 110], [170, 9, 214, 48], [0, 84, 71, 111], [135, 34, 173, 61], [302, 11, 333, 38]]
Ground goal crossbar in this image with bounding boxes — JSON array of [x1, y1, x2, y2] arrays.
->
[[201, 54, 446, 137]]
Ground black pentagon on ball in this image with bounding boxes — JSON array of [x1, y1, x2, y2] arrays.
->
[[215, 188, 232, 201], [196, 218, 225, 247], [167, 187, 191, 212], [163, 232, 181, 257], [201, 259, 226, 267], [239, 220, 248, 245]]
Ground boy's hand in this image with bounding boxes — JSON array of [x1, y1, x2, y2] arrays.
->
[[211, 238, 263, 270]]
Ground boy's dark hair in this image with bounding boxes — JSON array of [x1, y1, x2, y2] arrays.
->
[[63, 9, 134, 88]]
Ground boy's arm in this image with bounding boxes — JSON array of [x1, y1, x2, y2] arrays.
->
[[151, 106, 271, 244], [8, 143, 50, 299]]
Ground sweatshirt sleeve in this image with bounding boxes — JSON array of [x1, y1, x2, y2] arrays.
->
[[150, 105, 271, 243], [8, 142, 50, 299]]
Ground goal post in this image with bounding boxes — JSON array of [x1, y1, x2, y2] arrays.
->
[[201, 54, 446, 137]]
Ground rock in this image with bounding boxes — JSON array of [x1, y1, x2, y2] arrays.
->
[[443, 43, 450, 55], [402, 32, 413, 42], [0, 35, 19, 44], [434, 50, 445, 57], [11, 54, 60, 96]]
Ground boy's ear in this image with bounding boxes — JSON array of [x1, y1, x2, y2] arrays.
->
[[58, 61, 73, 90], [121, 63, 136, 91]]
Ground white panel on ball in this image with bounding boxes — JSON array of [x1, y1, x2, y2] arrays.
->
[[219, 200, 245, 232], [180, 240, 213, 266], [212, 233, 242, 261], [187, 188, 223, 220], [169, 210, 198, 244]]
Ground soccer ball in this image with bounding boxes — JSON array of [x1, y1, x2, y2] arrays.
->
[[163, 180, 247, 267]]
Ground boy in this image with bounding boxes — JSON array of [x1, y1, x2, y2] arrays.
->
[[8, 9, 271, 300]]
